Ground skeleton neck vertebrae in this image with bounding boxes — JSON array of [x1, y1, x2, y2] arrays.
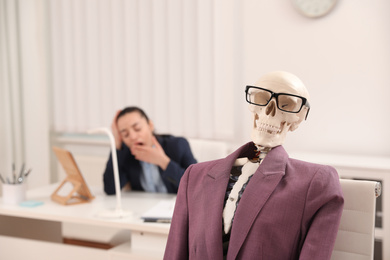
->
[[252, 144, 271, 162]]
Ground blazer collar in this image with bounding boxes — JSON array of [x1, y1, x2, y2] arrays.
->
[[207, 142, 257, 180], [207, 142, 288, 180], [257, 145, 289, 175]]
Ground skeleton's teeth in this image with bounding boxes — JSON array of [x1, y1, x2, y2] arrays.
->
[[255, 120, 281, 134]]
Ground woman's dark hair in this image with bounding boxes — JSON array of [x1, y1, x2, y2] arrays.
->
[[116, 106, 150, 123]]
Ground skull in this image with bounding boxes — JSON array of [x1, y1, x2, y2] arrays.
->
[[247, 71, 310, 148]]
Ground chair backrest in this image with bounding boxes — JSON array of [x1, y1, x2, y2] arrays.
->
[[188, 138, 229, 162], [331, 179, 381, 260]]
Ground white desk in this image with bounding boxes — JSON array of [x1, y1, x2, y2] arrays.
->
[[0, 184, 174, 260]]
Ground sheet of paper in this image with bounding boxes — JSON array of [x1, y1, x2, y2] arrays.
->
[[141, 199, 176, 222]]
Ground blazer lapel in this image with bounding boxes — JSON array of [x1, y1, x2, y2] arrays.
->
[[201, 149, 241, 259], [201, 143, 256, 259], [227, 145, 288, 259]]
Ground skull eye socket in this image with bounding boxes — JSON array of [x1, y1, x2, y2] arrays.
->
[[246, 86, 308, 114], [277, 95, 303, 112], [249, 90, 271, 105]]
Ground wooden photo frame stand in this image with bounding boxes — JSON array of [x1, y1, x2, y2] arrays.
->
[[51, 146, 95, 205]]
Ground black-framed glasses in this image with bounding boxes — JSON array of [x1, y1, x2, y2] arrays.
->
[[245, 86, 310, 114]]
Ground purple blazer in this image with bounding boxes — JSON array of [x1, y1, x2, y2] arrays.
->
[[164, 143, 344, 260]]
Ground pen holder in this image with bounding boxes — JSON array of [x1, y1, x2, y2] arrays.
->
[[2, 183, 26, 205]]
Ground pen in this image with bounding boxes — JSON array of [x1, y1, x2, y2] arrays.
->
[[24, 168, 32, 178], [143, 218, 171, 223], [19, 163, 25, 179], [12, 163, 16, 184]]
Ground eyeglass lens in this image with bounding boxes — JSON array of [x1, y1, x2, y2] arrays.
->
[[247, 88, 303, 113]]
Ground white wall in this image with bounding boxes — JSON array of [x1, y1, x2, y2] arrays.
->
[[19, 0, 51, 188], [4, 0, 390, 188], [240, 1, 390, 157]]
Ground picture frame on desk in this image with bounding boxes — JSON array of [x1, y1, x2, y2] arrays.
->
[[51, 146, 95, 205]]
